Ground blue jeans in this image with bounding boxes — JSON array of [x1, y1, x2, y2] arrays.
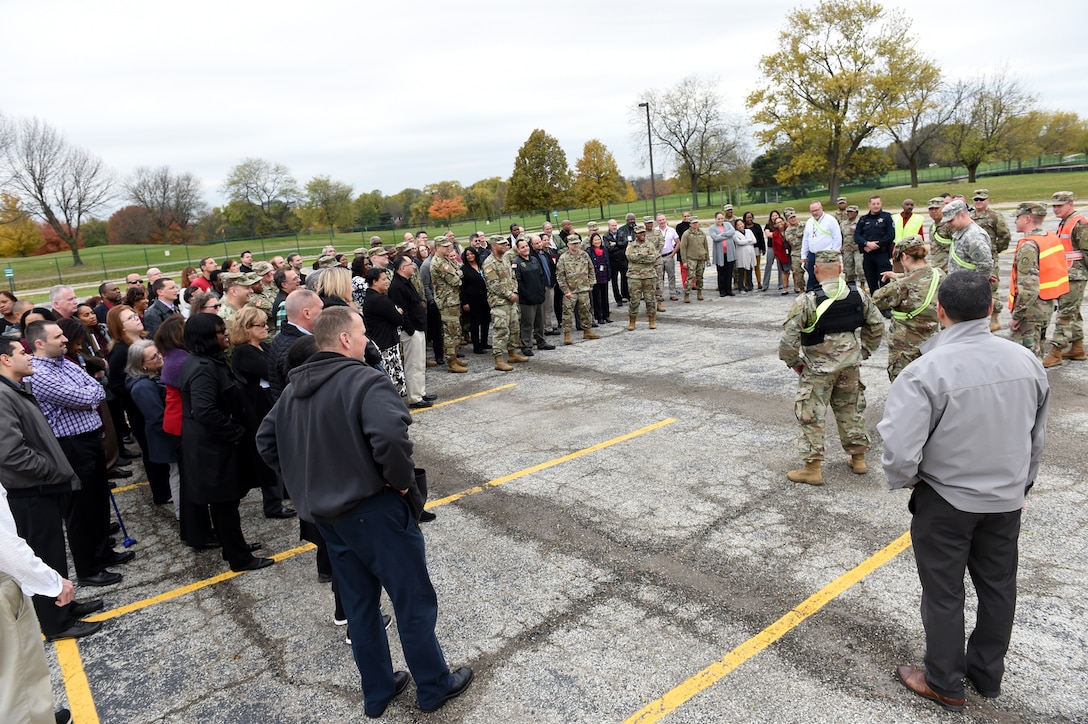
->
[[317, 490, 452, 714]]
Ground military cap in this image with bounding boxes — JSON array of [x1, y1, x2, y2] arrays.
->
[[814, 250, 842, 264], [221, 271, 259, 288], [435, 238, 452, 247], [586, 221, 599, 230], [394, 241, 414, 253], [634, 223, 646, 233], [723, 204, 733, 211], [836, 196, 847, 204], [567, 234, 582, 244], [367, 247, 389, 258], [251, 261, 274, 276], [1051, 191, 1075, 205], [895, 234, 926, 250], [689, 216, 700, 223], [927, 197, 945, 209], [846, 205, 859, 213], [1015, 202, 1047, 218], [643, 216, 654, 224], [316, 254, 338, 269], [972, 189, 990, 200], [489, 235, 508, 245], [352, 247, 368, 257], [941, 199, 968, 222], [783, 207, 795, 215], [785, 210, 797, 219]]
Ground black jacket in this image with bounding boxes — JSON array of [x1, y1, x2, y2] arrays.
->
[[512, 253, 546, 305], [143, 299, 179, 339], [605, 228, 628, 262], [268, 321, 306, 401], [362, 291, 404, 351], [0, 376, 78, 493], [534, 248, 557, 288], [389, 274, 426, 334], [854, 210, 895, 254]]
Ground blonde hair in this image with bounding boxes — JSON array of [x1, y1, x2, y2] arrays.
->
[[316, 267, 357, 310], [229, 305, 268, 346]]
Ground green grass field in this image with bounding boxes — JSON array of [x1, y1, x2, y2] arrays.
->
[[9, 171, 1088, 303]]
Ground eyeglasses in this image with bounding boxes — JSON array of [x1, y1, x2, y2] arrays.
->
[[123, 314, 141, 322], [203, 303, 222, 310]]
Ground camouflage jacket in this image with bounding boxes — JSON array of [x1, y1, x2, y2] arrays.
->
[[1060, 214, 1088, 281], [1010, 230, 1044, 321], [871, 266, 941, 346], [679, 228, 709, 261], [971, 207, 1011, 255], [779, 275, 885, 375], [927, 219, 953, 271], [840, 219, 858, 247], [948, 222, 994, 278], [556, 249, 593, 294], [483, 249, 518, 306], [626, 239, 658, 279], [784, 225, 804, 253], [430, 255, 463, 309], [646, 228, 666, 255]]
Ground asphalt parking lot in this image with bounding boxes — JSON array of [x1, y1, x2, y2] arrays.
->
[[46, 244, 1088, 723]]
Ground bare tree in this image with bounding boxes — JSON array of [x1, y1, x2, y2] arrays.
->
[[940, 72, 1036, 182], [635, 75, 747, 209], [4, 118, 113, 265], [221, 157, 299, 211], [126, 166, 207, 244], [877, 68, 963, 187]]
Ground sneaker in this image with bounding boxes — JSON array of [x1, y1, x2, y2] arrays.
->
[[334, 615, 347, 626]]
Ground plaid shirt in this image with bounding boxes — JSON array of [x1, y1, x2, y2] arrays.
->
[[28, 355, 105, 438]]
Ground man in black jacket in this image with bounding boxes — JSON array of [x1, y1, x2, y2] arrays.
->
[[143, 278, 180, 338], [512, 238, 555, 356], [853, 195, 896, 297], [606, 216, 633, 305], [257, 308, 472, 717], [388, 255, 431, 408], [268, 290, 323, 401]]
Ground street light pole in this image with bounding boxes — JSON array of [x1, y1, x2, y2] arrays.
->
[[638, 102, 657, 217]]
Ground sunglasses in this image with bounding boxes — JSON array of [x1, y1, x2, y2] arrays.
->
[[127, 279, 143, 285]]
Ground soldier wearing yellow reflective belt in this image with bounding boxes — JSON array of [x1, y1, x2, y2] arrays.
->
[[925, 197, 953, 271], [971, 189, 1011, 331], [941, 200, 994, 280], [872, 236, 941, 382]]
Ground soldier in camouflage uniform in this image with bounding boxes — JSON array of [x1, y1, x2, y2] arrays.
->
[[556, 235, 599, 344], [431, 238, 468, 373], [833, 196, 849, 224], [970, 189, 1012, 331], [1045, 190, 1088, 366], [925, 197, 953, 272], [779, 250, 884, 485], [625, 224, 658, 330], [644, 215, 667, 311], [483, 236, 529, 371], [942, 200, 994, 279], [679, 216, 709, 301], [1010, 203, 1063, 359], [839, 205, 864, 288], [784, 211, 805, 293], [249, 261, 278, 335], [218, 272, 258, 324], [871, 236, 942, 382]]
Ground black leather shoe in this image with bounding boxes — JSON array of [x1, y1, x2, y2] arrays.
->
[[365, 671, 411, 718], [46, 619, 103, 642], [408, 400, 433, 409], [422, 393, 438, 401], [521, 348, 534, 356], [246, 542, 263, 552], [231, 557, 274, 572], [317, 571, 334, 584], [420, 666, 473, 712], [55, 707, 73, 724], [544, 329, 559, 336], [538, 344, 555, 351], [70, 599, 104, 618], [79, 571, 122, 587], [109, 522, 121, 534], [107, 468, 133, 479], [265, 508, 297, 519], [119, 448, 141, 459], [98, 550, 135, 566], [419, 510, 437, 523]]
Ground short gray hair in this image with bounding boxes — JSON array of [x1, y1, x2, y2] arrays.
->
[[124, 339, 157, 380], [49, 285, 73, 303]]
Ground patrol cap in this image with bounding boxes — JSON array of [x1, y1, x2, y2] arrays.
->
[[927, 197, 945, 209], [846, 205, 859, 213], [316, 254, 338, 269], [643, 216, 654, 224], [367, 247, 389, 259], [723, 204, 733, 211], [814, 250, 842, 264], [940, 199, 968, 222], [489, 235, 508, 245], [972, 189, 990, 200], [352, 247, 368, 257], [894, 234, 925, 251], [1015, 202, 1047, 218], [251, 261, 274, 276], [634, 223, 646, 233], [567, 234, 582, 244], [836, 196, 847, 204], [1051, 191, 1075, 205], [435, 238, 452, 247], [785, 210, 797, 219], [689, 216, 700, 223], [587, 221, 599, 230], [394, 241, 414, 253], [783, 207, 795, 215], [221, 271, 259, 288]]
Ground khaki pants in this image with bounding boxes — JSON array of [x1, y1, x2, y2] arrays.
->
[[399, 329, 427, 404], [0, 576, 54, 723]]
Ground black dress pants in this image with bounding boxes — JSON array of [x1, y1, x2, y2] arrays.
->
[[862, 249, 893, 294], [909, 483, 1021, 699], [610, 258, 629, 303], [57, 430, 111, 578], [7, 492, 72, 634], [208, 499, 252, 569], [717, 262, 734, 295]]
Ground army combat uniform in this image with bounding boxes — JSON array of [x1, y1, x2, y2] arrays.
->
[[625, 224, 658, 329], [1047, 191, 1088, 366], [779, 251, 884, 484], [970, 190, 1011, 330], [644, 216, 666, 309], [431, 241, 467, 372], [483, 239, 528, 370], [871, 238, 941, 382], [784, 219, 805, 292], [839, 209, 864, 287], [555, 238, 598, 344], [1011, 203, 1068, 359], [679, 221, 709, 300], [926, 197, 953, 272]]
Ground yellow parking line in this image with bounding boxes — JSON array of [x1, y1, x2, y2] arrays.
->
[[427, 418, 678, 508], [409, 382, 516, 414], [111, 480, 149, 493], [624, 531, 913, 723], [55, 638, 100, 724]]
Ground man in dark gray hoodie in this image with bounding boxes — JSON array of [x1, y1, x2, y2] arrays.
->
[[257, 307, 472, 718]]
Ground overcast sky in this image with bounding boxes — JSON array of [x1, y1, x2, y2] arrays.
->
[[3, 0, 1086, 211]]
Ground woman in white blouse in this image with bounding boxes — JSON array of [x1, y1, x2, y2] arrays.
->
[[733, 219, 757, 293]]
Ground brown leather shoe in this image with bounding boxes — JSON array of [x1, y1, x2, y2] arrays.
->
[[895, 666, 964, 711]]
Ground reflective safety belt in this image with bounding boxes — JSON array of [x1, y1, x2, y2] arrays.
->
[[891, 269, 941, 320], [949, 240, 976, 270]]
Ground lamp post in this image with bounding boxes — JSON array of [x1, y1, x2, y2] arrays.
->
[[638, 102, 657, 217]]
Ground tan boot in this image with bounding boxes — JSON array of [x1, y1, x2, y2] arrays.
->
[[989, 313, 1001, 333], [627, 316, 636, 331], [848, 453, 867, 474], [494, 354, 513, 372], [1042, 344, 1064, 368], [787, 460, 824, 486], [583, 329, 600, 340], [648, 316, 656, 329], [563, 332, 572, 345], [656, 301, 666, 312], [1062, 339, 1087, 360], [684, 292, 690, 303], [447, 358, 467, 373], [697, 290, 704, 301], [507, 349, 529, 363]]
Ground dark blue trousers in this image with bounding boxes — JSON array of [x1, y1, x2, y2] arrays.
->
[[805, 252, 818, 290], [317, 489, 452, 715]]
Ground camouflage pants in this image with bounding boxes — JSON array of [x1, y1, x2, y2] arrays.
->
[[491, 303, 519, 355], [794, 365, 870, 461], [886, 340, 923, 383], [684, 260, 705, 292], [1052, 279, 1086, 347], [990, 260, 1002, 317], [790, 253, 804, 291], [439, 305, 462, 360], [653, 258, 665, 300], [842, 248, 865, 286], [628, 278, 656, 318], [562, 291, 593, 332], [1011, 301, 1055, 358]]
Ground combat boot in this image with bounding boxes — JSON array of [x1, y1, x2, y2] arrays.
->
[[656, 301, 666, 313], [507, 349, 529, 363], [564, 332, 572, 345], [447, 358, 467, 374], [684, 292, 690, 303], [627, 316, 637, 331], [583, 329, 600, 340], [494, 354, 513, 372], [648, 316, 656, 329], [848, 453, 867, 474], [787, 460, 824, 486], [697, 290, 704, 301], [1042, 344, 1064, 368], [989, 313, 1001, 333], [1062, 339, 1087, 360]]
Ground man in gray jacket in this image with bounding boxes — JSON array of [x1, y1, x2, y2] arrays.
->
[[879, 272, 1049, 711]]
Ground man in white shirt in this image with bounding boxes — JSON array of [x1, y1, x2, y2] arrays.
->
[[801, 201, 843, 290], [656, 214, 681, 300]]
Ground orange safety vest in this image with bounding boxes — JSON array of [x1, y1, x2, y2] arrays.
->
[[1008, 231, 1069, 310], [1056, 212, 1088, 268]]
